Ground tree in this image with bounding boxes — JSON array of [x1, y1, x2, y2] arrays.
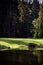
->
[[0, 0, 18, 37], [32, 0, 39, 19], [33, 4, 43, 38], [18, 0, 33, 37]]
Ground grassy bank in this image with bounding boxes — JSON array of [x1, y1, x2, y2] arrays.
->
[[0, 38, 43, 50]]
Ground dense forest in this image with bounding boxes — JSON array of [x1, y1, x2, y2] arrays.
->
[[0, 0, 43, 38]]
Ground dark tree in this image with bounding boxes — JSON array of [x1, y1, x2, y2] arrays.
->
[[0, 0, 18, 37]]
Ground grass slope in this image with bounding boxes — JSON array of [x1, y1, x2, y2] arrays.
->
[[0, 38, 43, 50]]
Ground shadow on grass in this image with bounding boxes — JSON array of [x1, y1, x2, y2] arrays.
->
[[0, 39, 27, 45], [0, 45, 10, 49]]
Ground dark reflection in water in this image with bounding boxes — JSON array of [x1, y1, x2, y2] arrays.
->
[[0, 50, 43, 65]]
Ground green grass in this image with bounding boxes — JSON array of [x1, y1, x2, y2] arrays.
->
[[0, 38, 43, 50]]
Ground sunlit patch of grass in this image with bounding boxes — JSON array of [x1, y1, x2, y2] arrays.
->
[[0, 41, 20, 49], [0, 38, 43, 50], [0, 40, 28, 50], [0, 41, 11, 47]]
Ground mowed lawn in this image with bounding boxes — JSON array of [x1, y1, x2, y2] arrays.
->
[[0, 38, 43, 50]]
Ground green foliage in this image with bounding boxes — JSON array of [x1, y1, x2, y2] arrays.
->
[[0, 0, 43, 38], [32, 5, 43, 38], [18, 0, 33, 37], [32, 19, 41, 38]]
